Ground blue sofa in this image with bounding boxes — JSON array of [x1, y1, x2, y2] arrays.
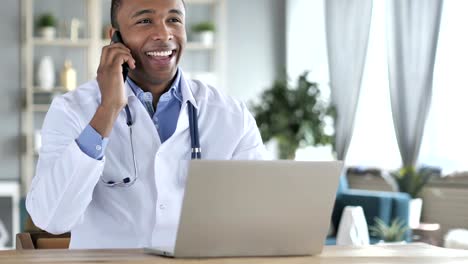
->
[[326, 174, 411, 245]]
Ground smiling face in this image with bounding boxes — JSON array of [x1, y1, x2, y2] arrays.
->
[[113, 0, 186, 90]]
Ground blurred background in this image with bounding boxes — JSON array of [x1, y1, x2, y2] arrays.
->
[[1, 0, 468, 251]]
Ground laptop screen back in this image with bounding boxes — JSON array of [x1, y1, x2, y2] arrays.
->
[[174, 160, 343, 258]]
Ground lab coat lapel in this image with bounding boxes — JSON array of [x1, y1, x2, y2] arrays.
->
[[124, 79, 135, 98], [125, 80, 162, 146], [179, 70, 199, 110], [173, 100, 189, 137], [173, 72, 197, 136], [127, 96, 161, 148]]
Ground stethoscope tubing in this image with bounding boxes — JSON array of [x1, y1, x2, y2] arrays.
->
[[102, 101, 200, 187]]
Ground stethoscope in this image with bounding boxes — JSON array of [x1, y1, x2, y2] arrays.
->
[[102, 99, 201, 187]]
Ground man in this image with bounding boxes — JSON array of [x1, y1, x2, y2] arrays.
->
[[26, 0, 266, 249]]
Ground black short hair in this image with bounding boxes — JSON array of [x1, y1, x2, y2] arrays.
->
[[111, 0, 185, 29], [110, 0, 122, 29]]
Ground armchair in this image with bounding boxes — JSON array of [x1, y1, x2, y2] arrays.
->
[[326, 173, 411, 245]]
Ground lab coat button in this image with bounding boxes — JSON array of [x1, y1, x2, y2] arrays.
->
[[159, 204, 166, 210]]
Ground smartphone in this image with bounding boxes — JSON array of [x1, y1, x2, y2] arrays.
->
[[111, 31, 129, 81]]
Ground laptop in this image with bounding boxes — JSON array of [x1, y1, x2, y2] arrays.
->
[[144, 160, 343, 258]]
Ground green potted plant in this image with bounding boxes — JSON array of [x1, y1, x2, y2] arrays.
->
[[37, 13, 57, 40], [390, 166, 438, 198], [369, 217, 408, 243], [250, 72, 336, 159], [191, 21, 215, 45], [390, 166, 439, 228]]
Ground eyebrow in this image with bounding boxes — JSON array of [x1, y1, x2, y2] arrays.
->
[[131, 9, 156, 19], [169, 9, 184, 16], [131, 8, 184, 19]]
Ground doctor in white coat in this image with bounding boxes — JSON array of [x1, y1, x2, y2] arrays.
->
[[26, 0, 266, 249]]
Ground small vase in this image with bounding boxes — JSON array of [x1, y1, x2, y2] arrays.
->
[[409, 198, 423, 228], [60, 60, 77, 91], [198, 31, 214, 46], [37, 56, 55, 91], [40, 27, 56, 40]]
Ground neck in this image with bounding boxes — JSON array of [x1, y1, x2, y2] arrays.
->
[[128, 72, 177, 106]]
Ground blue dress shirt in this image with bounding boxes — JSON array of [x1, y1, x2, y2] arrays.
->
[[76, 70, 183, 160]]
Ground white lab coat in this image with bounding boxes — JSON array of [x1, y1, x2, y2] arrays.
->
[[26, 73, 267, 249]]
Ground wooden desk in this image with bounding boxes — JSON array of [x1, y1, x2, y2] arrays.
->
[[1, 243, 468, 264]]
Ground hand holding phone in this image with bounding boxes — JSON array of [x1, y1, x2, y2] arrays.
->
[[111, 31, 130, 81], [96, 31, 136, 110]]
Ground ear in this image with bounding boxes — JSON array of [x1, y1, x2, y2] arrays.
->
[[108, 27, 117, 40]]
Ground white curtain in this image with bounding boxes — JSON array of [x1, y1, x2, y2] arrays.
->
[[325, 0, 373, 161], [386, 0, 443, 167]]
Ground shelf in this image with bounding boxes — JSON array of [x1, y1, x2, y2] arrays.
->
[[32, 104, 51, 112], [33, 87, 66, 93], [33, 38, 91, 47], [187, 42, 215, 50]]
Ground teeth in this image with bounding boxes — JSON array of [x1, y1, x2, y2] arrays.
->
[[146, 50, 173, 57]]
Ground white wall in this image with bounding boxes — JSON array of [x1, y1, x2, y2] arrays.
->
[[225, 0, 286, 102]]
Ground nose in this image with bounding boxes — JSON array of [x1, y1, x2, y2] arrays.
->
[[151, 22, 173, 42]]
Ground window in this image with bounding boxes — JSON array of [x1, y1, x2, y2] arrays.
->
[[419, 1, 468, 174], [288, 0, 468, 174], [345, 0, 401, 170]]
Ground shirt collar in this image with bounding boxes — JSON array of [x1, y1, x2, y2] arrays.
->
[[124, 68, 199, 109], [126, 68, 183, 103], [162, 69, 183, 102], [179, 71, 199, 110]]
